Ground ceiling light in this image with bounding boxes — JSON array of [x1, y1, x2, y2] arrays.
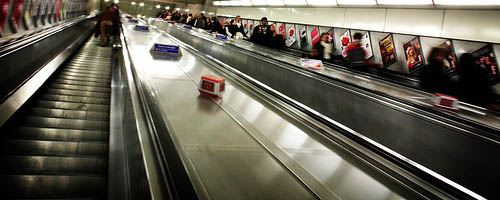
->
[[283, 0, 307, 6], [156, 5, 161, 8], [377, 0, 433, 5], [251, 0, 267, 5], [228, 1, 242, 6], [104, 0, 109, 2], [434, 0, 500, 5], [185, 9, 190, 11], [113, 0, 119, 3], [201, 11, 206, 13], [131, 1, 136, 5], [166, 6, 170, 9], [306, 0, 336, 6], [208, 12, 215, 15], [213, 1, 221, 6], [175, 8, 180, 10], [266, 0, 284, 6], [337, 0, 376, 5], [139, 2, 144, 6]]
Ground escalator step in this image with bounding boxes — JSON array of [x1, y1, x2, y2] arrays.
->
[[63, 69, 112, 76], [21, 116, 109, 131], [59, 71, 111, 79], [34, 100, 110, 112], [12, 127, 108, 142], [2, 139, 108, 157], [49, 83, 111, 93], [45, 88, 110, 99], [57, 74, 110, 83], [66, 65, 112, 71], [40, 94, 110, 105], [52, 79, 110, 88], [0, 175, 106, 198], [29, 107, 109, 120], [0, 155, 107, 175]]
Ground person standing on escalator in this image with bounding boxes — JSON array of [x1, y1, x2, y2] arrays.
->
[[99, 5, 115, 47], [312, 33, 333, 61], [345, 32, 366, 68], [251, 17, 270, 45]]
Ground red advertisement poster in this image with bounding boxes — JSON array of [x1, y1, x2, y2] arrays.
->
[[219, 17, 223, 28], [327, 28, 333, 43], [311, 27, 319, 46], [403, 37, 425, 72], [472, 45, 499, 83], [55, 0, 60, 20], [378, 34, 397, 67], [340, 30, 351, 57], [279, 23, 285, 36], [12, 0, 25, 28], [0, 0, 10, 31]]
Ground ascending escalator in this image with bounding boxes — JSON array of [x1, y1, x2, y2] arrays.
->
[[0, 37, 112, 199]]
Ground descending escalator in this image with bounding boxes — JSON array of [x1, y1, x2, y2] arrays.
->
[[0, 37, 112, 199]]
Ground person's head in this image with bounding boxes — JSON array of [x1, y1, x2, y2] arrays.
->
[[189, 13, 192, 17], [167, 12, 171, 16], [311, 48, 319, 57], [230, 19, 235, 25], [224, 20, 230, 26], [173, 10, 178, 13], [103, 5, 111, 11], [320, 33, 329, 42], [353, 32, 362, 40], [261, 17, 268, 25], [162, 10, 167, 14], [212, 17, 217, 22], [236, 15, 241, 22], [428, 47, 447, 63], [407, 46, 415, 57], [270, 24, 277, 32]]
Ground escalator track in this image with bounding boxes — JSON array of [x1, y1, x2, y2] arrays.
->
[[0, 37, 112, 199]]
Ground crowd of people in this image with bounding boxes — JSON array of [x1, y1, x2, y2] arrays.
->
[[154, 11, 497, 108]]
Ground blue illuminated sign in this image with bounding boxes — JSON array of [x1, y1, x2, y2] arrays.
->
[[153, 44, 180, 54], [184, 25, 192, 29], [134, 25, 149, 31], [216, 34, 227, 40]]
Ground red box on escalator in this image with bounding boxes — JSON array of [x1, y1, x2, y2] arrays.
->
[[199, 75, 225, 97]]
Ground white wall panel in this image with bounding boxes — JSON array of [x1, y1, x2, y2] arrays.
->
[[313, 8, 346, 27], [384, 9, 444, 37], [441, 10, 500, 43], [344, 8, 386, 31], [269, 8, 292, 22], [290, 8, 315, 24]]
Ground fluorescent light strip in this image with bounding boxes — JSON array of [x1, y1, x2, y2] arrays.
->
[[213, 1, 221, 5], [306, 0, 337, 6], [266, 0, 284, 6], [240, 0, 252, 6], [434, 0, 500, 5], [251, 0, 267, 6], [337, 0, 376, 5], [377, 0, 433, 5], [283, 0, 307, 5]]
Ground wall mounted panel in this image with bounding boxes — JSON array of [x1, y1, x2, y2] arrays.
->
[[313, 8, 345, 27], [344, 8, 386, 31], [441, 10, 500, 43]]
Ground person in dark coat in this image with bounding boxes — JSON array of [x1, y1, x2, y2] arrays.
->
[[419, 47, 451, 94], [251, 17, 270, 45], [456, 53, 494, 106], [229, 15, 245, 37], [211, 17, 224, 34], [265, 24, 285, 49], [312, 33, 333, 61]]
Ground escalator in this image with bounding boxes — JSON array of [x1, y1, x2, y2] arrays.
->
[[0, 37, 112, 199]]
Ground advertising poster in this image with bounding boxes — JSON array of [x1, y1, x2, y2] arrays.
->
[[340, 30, 351, 57], [23, 0, 33, 28], [286, 26, 296, 47], [0, 0, 10, 32], [378, 34, 397, 67], [279, 23, 285, 37], [11, 0, 25, 31], [219, 17, 224, 28], [242, 19, 247, 33], [472, 45, 499, 82], [403, 37, 425, 72], [297, 25, 307, 49], [439, 40, 458, 74], [360, 32, 373, 59], [311, 27, 319, 46], [327, 28, 334, 43], [55, 0, 61, 21]]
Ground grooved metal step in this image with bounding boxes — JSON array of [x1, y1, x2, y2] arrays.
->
[[29, 107, 109, 120], [0, 175, 107, 198], [2, 140, 108, 157], [0, 37, 112, 199], [12, 127, 108, 142], [35, 100, 110, 112], [0, 155, 107, 175]]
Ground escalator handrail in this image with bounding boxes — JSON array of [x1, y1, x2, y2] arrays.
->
[[0, 14, 98, 58]]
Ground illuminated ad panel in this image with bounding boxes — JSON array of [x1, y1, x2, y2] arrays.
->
[[378, 34, 397, 67], [0, 0, 10, 32], [472, 45, 499, 83], [311, 26, 319, 46], [286, 24, 296, 47], [340, 30, 351, 57], [361, 32, 373, 59], [403, 37, 425, 73]]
